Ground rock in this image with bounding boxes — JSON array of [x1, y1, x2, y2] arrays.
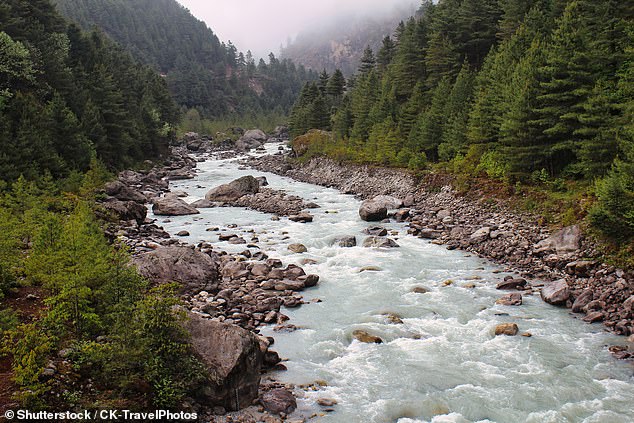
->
[[222, 261, 249, 279], [411, 286, 429, 294], [572, 289, 594, 313], [362, 236, 399, 248], [540, 279, 571, 306], [317, 398, 338, 407], [152, 197, 200, 216], [288, 243, 308, 253], [205, 176, 260, 203], [176, 230, 190, 237], [288, 213, 313, 223], [582, 311, 604, 323], [133, 246, 219, 294], [186, 314, 262, 411], [437, 209, 451, 220], [534, 225, 582, 254], [470, 227, 491, 241], [243, 129, 267, 142], [363, 226, 388, 237], [260, 388, 297, 415], [190, 199, 218, 208], [102, 198, 147, 225], [167, 168, 195, 180], [495, 323, 519, 336], [335, 235, 357, 247], [496, 293, 523, 306], [370, 195, 404, 210], [352, 330, 383, 344], [384, 313, 404, 324], [104, 181, 147, 203], [496, 278, 527, 290], [359, 266, 382, 272], [299, 274, 320, 288], [273, 279, 305, 291], [359, 199, 388, 222]]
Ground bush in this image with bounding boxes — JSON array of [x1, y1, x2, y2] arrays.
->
[[589, 161, 634, 241]]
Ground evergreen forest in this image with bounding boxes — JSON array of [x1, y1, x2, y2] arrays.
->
[[289, 0, 634, 245]]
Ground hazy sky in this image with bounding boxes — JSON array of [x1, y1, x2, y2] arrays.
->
[[176, 0, 417, 58]]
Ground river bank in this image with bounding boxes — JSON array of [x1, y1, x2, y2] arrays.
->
[[244, 154, 634, 343]]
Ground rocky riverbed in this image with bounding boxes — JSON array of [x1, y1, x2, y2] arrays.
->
[[245, 154, 634, 346]]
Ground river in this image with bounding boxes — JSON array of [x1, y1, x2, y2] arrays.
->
[[151, 145, 634, 423]]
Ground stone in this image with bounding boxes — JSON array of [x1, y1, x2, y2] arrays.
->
[[359, 199, 388, 222], [383, 313, 404, 324], [102, 198, 147, 225], [288, 243, 308, 253], [104, 181, 147, 203], [260, 388, 297, 415], [335, 235, 357, 247], [186, 314, 262, 411], [133, 246, 219, 294], [205, 176, 260, 202], [496, 278, 527, 290], [496, 293, 523, 306], [470, 227, 491, 241], [534, 225, 582, 255], [288, 213, 314, 223], [370, 195, 404, 210], [317, 398, 338, 407], [495, 323, 519, 336], [572, 289, 594, 313], [540, 279, 571, 306], [362, 236, 399, 248], [190, 199, 218, 208], [363, 226, 388, 237], [299, 274, 320, 288], [352, 330, 383, 344], [582, 311, 604, 323], [359, 266, 382, 272], [255, 176, 269, 187], [176, 230, 190, 237], [152, 197, 200, 216], [411, 286, 429, 294]]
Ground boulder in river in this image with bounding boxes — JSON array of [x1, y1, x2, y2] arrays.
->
[[260, 388, 297, 415], [540, 279, 571, 306], [205, 176, 260, 203], [335, 235, 357, 247], [496, 278, 527, 290], [496, 293, 523, 306], [104, 180, 147, 203], [363, 236, 399, 248], [288, 212, 313, 223], [133, 246, 219, 294], [288, 243, 308, 253], [152, 197, 200, 216], [495, 323, 519, 336], [363, 226, 388, 237], [359, 199, 388, 222], [370, 195, 404, 210], [353, 330, 383, 344], [186, 314, 262, 411], [190, 199, 218, 208]]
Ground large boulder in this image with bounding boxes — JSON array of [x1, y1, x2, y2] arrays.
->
[[370, 195, 404, 210], [133, 246, 219, 294], [152, 197, 200, 216], [102, 198, 147, 225], [359, 199, 388, 222], [104, 181, 147, 203], [534, 225, 582, 255], [186, 314, 263, 411], [243, 129, 267, 142], [260, 388, 297, 415], [540, 279, 571, 306], [205, 176, 260, 203]]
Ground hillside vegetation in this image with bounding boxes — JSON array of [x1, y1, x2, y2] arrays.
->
[[289, 0, 634, 252]]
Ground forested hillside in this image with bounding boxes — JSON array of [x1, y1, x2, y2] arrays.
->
[[290, 0, 634, 244], [281, 2, 417, 76], [53, 0, 317, 118], [0, 0, 206, 410], [0, 0, 178, 180]]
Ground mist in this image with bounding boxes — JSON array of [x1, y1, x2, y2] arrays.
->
[[176, 0, 418, 58]]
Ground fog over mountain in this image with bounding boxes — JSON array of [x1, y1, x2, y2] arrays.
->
[[176, 0, 417, 58]]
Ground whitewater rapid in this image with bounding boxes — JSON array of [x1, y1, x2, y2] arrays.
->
[[152, 145, 634, 423]]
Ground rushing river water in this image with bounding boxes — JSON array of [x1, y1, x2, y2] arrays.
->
[[152, 145, 634, 423]]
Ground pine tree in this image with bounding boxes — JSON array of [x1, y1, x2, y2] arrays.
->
[[409, 78, 452, 161], [438, 63, 475, 160], [326, 69, 346, 100], [376, 36, 396, 72], [358, 46, 376, 75]]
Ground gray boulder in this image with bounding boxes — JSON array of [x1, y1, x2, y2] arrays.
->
[[186, 314, 263, 411], [104, 181, 147, 203], [260, 388, 297, 415], [363, 236, 399, 248], [152, 197, 200, 216], [335, 235, 357, 247], [205, 176, 260, 203], [189, 199, 218, 208], [371, 195, 404, 210], [540, 279, 571, 306], [534, 225, 582, 255], [243, 129, 267, 142], [359, 200, 388, 222], [133, 246, 219, 294], [102, 198, 147, 225]]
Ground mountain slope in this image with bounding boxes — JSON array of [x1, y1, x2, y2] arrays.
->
[[53, 0, 316, 117], [281, 2, 418, 75]]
